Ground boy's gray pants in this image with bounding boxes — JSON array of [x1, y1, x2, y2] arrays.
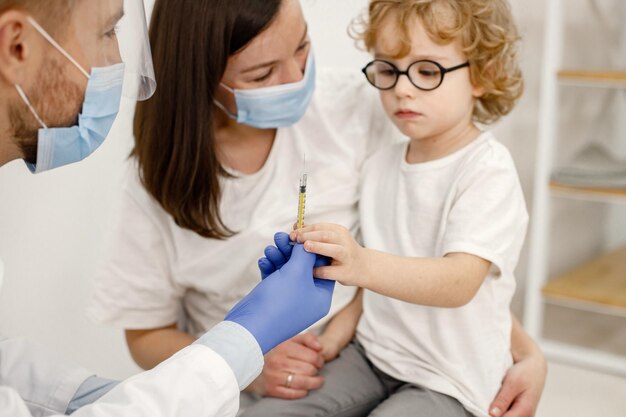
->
[[241, 341, 474, 417]]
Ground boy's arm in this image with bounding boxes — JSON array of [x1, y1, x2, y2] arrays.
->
[[318, 289, 364, 361], [291, 226, 489, 308], [357, 250, 490, 308]]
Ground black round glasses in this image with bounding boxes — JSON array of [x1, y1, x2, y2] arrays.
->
[[362, 59, 470, 91]]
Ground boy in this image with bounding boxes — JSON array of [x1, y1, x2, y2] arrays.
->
[[246, 1, 527, 416]]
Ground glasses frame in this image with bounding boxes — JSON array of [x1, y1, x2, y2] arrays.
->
[[362, 59, 470, 91]]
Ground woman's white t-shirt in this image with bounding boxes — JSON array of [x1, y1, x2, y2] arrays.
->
[[89, 70, 399, 337], [357, 133, 529, 417]]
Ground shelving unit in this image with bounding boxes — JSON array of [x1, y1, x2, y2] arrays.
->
[[558, 70, 626, 88], [543, 245, 626, 316], [524, 0, 626, 376], [550, 181, 626, 203]]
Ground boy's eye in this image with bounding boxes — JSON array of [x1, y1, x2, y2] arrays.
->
[[419, 69, 440, 77]]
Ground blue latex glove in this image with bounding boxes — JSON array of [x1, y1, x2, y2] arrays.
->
[[258, 232, 330, 279], [225, 243, 335, 354]]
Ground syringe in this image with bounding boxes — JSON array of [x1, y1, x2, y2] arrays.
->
[[296, 171, 307, 230], [291, 154, 307, 244]]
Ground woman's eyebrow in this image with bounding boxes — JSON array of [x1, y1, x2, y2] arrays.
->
[[242, 24, 309, 74], [242, 60, 279, 74]]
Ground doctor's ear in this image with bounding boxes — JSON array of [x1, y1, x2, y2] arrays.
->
[[0, 10, 36, 86]]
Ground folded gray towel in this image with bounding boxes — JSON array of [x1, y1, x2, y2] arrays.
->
[[552, 143, 626, 189]]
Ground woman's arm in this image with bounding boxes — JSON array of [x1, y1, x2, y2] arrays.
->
[[510, 315, 543, 363], [489, 315, 547, 417], [318, 289, 364, 362], [126, 325, 197, 370], [291, 225, 491, 308]]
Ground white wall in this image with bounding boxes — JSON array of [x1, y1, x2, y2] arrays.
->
[[0, 97, 140, 378], [0, 0, 624, 381]]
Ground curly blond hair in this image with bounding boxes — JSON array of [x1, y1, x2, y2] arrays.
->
[[352, 0, 523, 124]]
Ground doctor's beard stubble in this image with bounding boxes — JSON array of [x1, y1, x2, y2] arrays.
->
[[10, 56, 84, 164]]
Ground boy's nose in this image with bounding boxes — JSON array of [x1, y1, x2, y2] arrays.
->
[[393, 74, 416, 99]]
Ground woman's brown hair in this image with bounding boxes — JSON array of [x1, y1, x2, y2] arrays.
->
[[133, 0, 282, 238]]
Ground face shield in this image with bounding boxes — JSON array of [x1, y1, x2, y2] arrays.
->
[[69, 0, 156, 101]]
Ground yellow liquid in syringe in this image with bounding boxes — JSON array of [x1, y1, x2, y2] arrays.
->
[[296, 173, 307, 229]]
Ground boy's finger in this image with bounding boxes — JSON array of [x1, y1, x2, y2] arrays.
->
[[312, 265, 340, 281], [297, 231, 340, 245], [304, 241, 345, 261], [301, 223, 343, 233]]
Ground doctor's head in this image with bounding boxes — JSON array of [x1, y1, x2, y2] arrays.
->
[[0, 0, 125, 169], [134, 0, 312, 239]]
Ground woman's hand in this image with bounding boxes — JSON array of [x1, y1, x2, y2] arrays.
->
[[317, 333, 343, 363], [248, 333, 326, 400], [489, 352, 547, 417], [290, 224, 367, 287]]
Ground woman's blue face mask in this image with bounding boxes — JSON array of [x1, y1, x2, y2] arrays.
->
[[214, 50, 316, 129]]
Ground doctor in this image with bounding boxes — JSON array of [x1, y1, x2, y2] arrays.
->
[[0, 1, 335, 416]]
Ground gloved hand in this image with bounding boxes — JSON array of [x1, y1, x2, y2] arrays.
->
[[225, 243, 335, 354], [258, 232, 330, 279]]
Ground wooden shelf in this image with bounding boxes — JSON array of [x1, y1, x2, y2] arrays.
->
[[550, 181, 626, 201], [543, 245, 626, 311], [557, 70, 626, 87]]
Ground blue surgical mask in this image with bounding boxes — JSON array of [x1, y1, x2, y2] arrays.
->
[[14, 17, 125, 174], [214, 51, 316, 129]]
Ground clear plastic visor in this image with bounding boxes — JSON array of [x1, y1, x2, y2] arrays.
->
[[41, 0, 156, 101]]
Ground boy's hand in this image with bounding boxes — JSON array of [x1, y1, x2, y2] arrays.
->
[[290, 223, 366, 287]]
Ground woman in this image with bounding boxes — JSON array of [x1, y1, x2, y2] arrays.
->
[[90, 0, 545, 414]]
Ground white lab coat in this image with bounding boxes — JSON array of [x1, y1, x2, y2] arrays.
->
[[0, 341, 241, 417], [0, 261, 241, 417]]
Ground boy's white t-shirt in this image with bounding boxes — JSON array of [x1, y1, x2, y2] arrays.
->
[[88, 70, 400, 337], [357, 132, 529, 417]]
